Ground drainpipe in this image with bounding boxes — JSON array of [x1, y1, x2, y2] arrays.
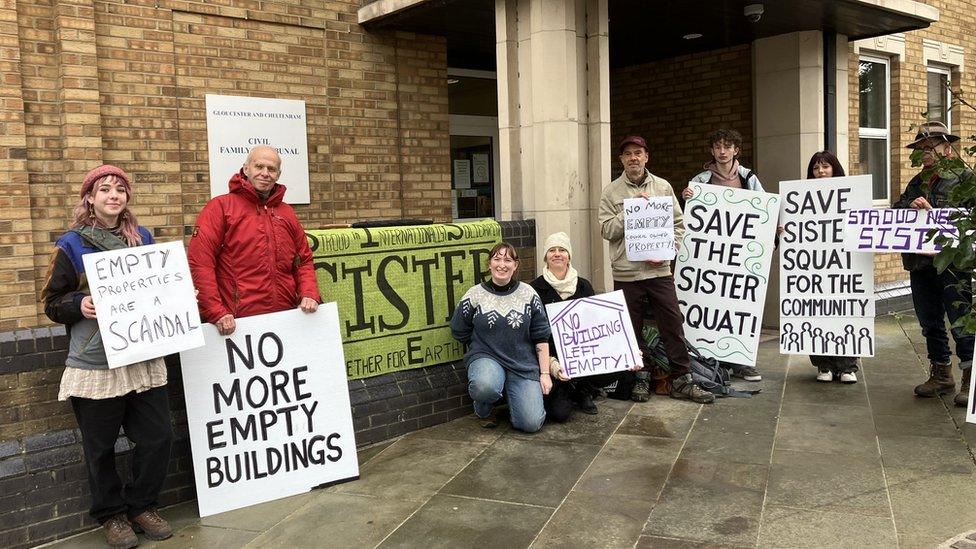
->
[[824, 30, 836, 153]]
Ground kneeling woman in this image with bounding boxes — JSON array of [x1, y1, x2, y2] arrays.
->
[[531, 232, 636, 420], [42, 166, 173, 548], [451, 242, 551, 432]]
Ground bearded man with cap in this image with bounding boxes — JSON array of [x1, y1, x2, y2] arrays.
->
[[598, 136, 715, 404], [893, 121, 974, 406]]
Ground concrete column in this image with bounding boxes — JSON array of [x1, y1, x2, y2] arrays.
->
[[753, 30, 850, 326], [495, 0, 611, 289]]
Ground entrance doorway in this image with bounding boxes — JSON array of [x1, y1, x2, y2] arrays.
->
[[448, 69, 499, 220]]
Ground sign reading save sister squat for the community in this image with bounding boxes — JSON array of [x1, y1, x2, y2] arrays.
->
[[675, 184, 780, 366], [83, 240, 204, 368], [545, 291, 641, 379], [306, 220, 502, 380]]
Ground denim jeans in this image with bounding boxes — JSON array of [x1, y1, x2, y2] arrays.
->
[[910, 266, 974, 367], [467, 356, 545, 433]]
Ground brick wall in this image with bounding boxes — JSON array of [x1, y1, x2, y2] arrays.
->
[[848, 0, 976, 285], [0, 220, 535, 549], [0, 0, 451, 332], [610, 44, 754, 190]]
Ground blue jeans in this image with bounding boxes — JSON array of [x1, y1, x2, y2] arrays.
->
[[467, 356, 545, 433], [910, 266, 974, 367]]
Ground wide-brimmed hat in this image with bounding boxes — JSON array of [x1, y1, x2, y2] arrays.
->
[[906, 121, 959, 149]]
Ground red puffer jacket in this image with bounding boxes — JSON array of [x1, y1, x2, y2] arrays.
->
[[188, 172, 321, 323]]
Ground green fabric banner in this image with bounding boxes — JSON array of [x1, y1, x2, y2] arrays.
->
[[307, 220, 502, 380]]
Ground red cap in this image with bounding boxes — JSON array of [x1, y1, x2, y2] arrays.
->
[[81, 165, 132, 197], [619, 135, 648, 153]]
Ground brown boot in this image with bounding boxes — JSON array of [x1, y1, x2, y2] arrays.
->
[[914, 362, 955, 397], [130, 509, 172, 541], [102, 515, 138, 548], [954, 367, 971, 407]]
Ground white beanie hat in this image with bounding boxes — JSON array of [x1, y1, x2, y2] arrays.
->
[[543, 231, 573, 259]]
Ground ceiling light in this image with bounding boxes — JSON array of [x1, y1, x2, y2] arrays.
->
[[683, 33, 703, 40]]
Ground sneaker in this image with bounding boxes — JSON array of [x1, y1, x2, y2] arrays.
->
[[731, 365, 762, 382], [839, 372, 857, 384], [478, 408, 499, 429], [816, 369, 833, 382], [130, 509, 172, 541], [631, 371, 651, 402], [670, 373, 716, 404], [102, 515, 138, 549]]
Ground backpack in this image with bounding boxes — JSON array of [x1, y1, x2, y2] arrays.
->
[[686, 344, 760, 398]]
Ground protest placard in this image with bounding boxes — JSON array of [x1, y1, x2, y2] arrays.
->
[[306, 220, 501, 380], [82, 240, 204, 368], [780, 176, 875, 357], [968, 377, 976, 424], [545, 290, 641, 379], [843, 207, 960, 253], [675, 184, 780, 366], [624, 197, 676, 261], [179, 306, 359, 517]]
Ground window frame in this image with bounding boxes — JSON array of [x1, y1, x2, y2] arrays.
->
[[926, 65, 952, 131], [857, 54, 892, 204]]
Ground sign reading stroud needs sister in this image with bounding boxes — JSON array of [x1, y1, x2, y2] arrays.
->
[[842, 208, 962, 253]]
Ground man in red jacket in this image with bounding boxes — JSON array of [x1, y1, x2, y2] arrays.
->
[[188, 145, 321, 335]]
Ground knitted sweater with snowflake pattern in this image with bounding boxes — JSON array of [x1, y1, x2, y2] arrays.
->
[[450, 281, 551, 379]]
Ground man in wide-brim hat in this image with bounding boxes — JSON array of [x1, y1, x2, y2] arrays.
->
[[893, 120, 973, 407]]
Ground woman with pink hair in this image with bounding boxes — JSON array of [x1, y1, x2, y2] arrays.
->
[[41, 165, 173, 548]]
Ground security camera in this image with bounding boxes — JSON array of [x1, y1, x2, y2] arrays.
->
[[744, 3, 764, 23]]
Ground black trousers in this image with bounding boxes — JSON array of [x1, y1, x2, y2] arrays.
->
[[70, 385, 173, 523], [615, 277, 691, 377]]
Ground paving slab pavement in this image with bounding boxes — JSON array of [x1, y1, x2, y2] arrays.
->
[[45, 314, 976, 548]]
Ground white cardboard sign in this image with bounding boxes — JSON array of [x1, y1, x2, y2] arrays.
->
[[545, 291, 641, 378], [675, 184, 780, 366], [779, 176, 875, 357], [179, 306, 359, 517], [82, 240, 204, 368], [624, 197, 676, 261], [843, 207, 960, 253], [205, 94, 311, 204]]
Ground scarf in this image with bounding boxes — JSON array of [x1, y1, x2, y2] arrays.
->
[[705, 159, 742, 188], [543, 265, 579, 300]]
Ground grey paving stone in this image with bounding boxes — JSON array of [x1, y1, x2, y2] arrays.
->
[[679, 423, 775, 465], [330, 435, 490, 502], [887, 467, 976, 541], [155, 525, 258, 548], [248, 492, 420, 548], [574, 434, 682, 503], [377, 494, 551, 549], [616, 412, 695, 439], [643, 458, 767, 547], [774, 416, 880, 458], [200, 490, 315, 532], [765, 449, 889, 517], [440, 437, 599, 507], [878, 435, 976, 474], [407, 414, 508, 444], [636, 536, 750, 548], [533, 491, 654, 549], [873, 412, 961, 439], [778, 401, 872, 424], [757, 505, 896, 548], [781, 376, 869, 407], [506, 401, 628, 446]]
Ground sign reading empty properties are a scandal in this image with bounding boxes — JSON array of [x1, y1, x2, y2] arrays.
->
[[306, 220, 502, 379]]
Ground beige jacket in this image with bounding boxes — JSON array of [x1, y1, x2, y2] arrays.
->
[[598, 169, 685, 282]]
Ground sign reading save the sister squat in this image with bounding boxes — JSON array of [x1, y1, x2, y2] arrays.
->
[[675, 184, 779, 366], [82, 241, 204, 368], [179, 306, 359, 517], [624, 197, 675, 261], [545, 291, 641, 378], [306, 219, 502, 380], [779, 176, 875, 357]]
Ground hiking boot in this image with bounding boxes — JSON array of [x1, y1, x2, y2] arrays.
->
[[670, 373, 716, 404], [102, 515, 138, 549], [130, 509, 172, 541], [839, 372, 857, 384], [631, 371, 651, 402], [955, 367, 971, 407], [731, 365, 762, 382], [914, 362, 955, 397], [479, 408, 499, 429], [575, 390, 598, 415], [816, 369, 833, 382]]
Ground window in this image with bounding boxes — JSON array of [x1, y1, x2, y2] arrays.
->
[[858, 56, 890, 202], [927, 66, 951, 129]]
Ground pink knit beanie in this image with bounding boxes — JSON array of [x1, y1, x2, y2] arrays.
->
[[81, 165, 132, 197]]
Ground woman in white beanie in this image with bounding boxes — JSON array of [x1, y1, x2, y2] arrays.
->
[[530, 232, 635, 420]]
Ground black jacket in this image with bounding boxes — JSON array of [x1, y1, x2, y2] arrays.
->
[[529, 275, 595, 359]]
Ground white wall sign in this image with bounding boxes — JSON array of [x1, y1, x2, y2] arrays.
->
[[453, 159, 471, 189], [779, 176, 875, 357], [843, 207, 960, 253], [623, 197, 676, 261], [205, 94, 310, 204], [83, 241, 204, 368], [179, 306, 359, 517], [545, 291, 641, 378], [472, 153, 490, 184], [675, 184, 780, 366]]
